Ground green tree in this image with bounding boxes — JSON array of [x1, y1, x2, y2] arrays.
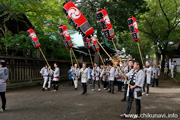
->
[[71, 0, 149, 61], [139, 0, 180, 72], [0, 0, 71, 59]]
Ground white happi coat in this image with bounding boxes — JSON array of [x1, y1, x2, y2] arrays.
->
[[40, 67, 46, 78], [108, 67, 115, 81], [100, 69, 105, 81], [115, 68, 124, 82], [0, 67, 8, 92], [53, 67, 60, 81], [146, 66, 152, 84], [72, 68, 80, 80], [126, 69, 145, 100], [124, 66, 133, 84], [91, 66, 100, 81], [80, 68, 90, 83]]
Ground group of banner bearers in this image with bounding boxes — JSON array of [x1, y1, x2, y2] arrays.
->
[[25, 1, 161, 119]]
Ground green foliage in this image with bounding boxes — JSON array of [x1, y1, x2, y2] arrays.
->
[[72, 0, 149, 59], [0, 0, 71, 59], [138, 0, 180, 71]]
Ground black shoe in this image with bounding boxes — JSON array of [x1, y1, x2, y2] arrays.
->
[[48, 88, 50, 91], [75, 88, 77, 90], [42, 88, 45, 91], [81, 93, 85, 95], [112, 92, 114, 94], [108, 90, 111, 93], [121, 99, 126, 102]]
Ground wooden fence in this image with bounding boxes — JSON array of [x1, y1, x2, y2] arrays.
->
[[0, 55, 72, 88]]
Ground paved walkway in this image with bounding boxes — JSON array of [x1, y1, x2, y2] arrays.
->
[[0, 75, 180, 120]]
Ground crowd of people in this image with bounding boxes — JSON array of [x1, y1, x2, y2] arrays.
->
[[165, 60, 177, 78], [0, 59, 161, 119]]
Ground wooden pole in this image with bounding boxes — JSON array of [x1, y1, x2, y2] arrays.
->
[[97, 51, 105, 66], [88, 49, 94, 67], [112, 39, 119, 56], [39, 47, 50, 67], [93, 36, 131, 87], [137, 42, 144, 67], [70, 50, 73, 66], [71, 48, 80, 69], [38, 47, 54, 74]]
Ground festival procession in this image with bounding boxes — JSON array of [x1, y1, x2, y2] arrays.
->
[[0, 0, 180, 120]]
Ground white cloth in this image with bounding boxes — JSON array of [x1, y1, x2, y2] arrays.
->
[[126, 70, 145, 100], [53, 67, 60, 81], [80, 68, 90, 83], [0, 67, 8, 92], [108, 67, 115, 81], [91, 67, 100, 81], [146, 67, 152, 84], [43, 77, 51, 88], [72, 68, 80, 80], [124, 66, 133, 84], [115, 68, 124, 82]]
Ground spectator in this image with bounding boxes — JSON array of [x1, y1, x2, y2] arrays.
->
[[88, 66, 92, 86], [164, 65, 168, 76], [171, 63, 174, 78], [68, 66, 74, 85]]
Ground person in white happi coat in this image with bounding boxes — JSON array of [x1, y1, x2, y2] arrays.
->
[[0, 60, 8, 112], [100, 64, 104, 85], [107, 62, 115, 94], [71, 64, 80, 90], [52, 63, 60, 92], [40, 65, 52, 91], [91, 63, 101, 91], [121, 60, 133, 102], [143, 61, 152, 96], [151, 64, 160, 87], [120, 61, 145, 119], [40, 65, 47, 88], [115, 66, 124, 91], [80, 63, 90, 95]]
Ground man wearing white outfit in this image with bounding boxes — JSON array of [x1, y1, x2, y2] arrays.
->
[[72, 64, 80, 90], [80, 63, 90, 95], [0, 60, 8, 112], [120, 61, 145, 119], [52, 63, 60, 92], [108, 62, 115, 94], [92, 63, 101, 91], [40, 65, 52, 91], [143, 61, 152, 96]]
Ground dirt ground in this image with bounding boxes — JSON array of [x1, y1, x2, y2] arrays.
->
[[0, 75, 180, 120]]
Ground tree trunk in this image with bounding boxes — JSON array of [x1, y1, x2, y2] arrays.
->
[[161, 53, 165, 73]]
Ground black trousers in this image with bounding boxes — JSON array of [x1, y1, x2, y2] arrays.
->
[[117, 81, 123, 91], [0, 92, 6, 110], [108, 81, 114, 93], [143, 83, 150, 94], [52, 81, 59, 90], [103, 81, 108, 88], [82, 83, 87, 94], [123, 84, 128, 100], [126, 95, 141, 116], [93, 80, 100, 89], [69, 78, 74, 85]]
